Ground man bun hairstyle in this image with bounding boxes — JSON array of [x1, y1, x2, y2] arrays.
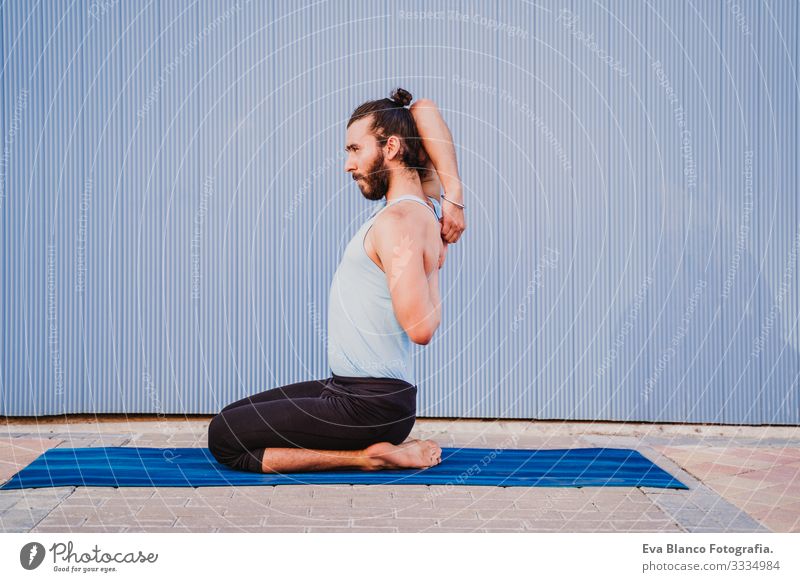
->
[[347, 87, 428, 173], [389, 87, 413, 107]]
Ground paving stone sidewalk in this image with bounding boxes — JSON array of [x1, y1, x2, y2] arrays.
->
[[1, 418, 797, 533]]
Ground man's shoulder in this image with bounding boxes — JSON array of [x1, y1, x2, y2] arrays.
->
[[371, 202, 441, 269], [375, 200, 439, 237]]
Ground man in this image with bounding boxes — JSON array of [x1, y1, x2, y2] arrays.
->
[[208, 88, 464, 473]]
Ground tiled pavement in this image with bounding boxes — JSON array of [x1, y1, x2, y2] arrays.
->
[[653, 444, 800, 533], [0, 418, 796, 533]]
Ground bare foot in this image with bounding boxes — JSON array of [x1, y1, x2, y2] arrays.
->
[[361, 439, 442, 471]]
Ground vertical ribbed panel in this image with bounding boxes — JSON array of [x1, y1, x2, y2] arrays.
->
[[1, 1, 798, 423]]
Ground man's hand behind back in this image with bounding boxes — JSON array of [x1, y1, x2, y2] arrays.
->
[[441, 202, 465, 244]]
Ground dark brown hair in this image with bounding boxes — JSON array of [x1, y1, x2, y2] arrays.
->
[[347, 87, 428, 174]]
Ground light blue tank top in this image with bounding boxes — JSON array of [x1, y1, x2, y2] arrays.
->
[[328, 195, 442, 384]]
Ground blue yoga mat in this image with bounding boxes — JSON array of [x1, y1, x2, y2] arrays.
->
[[0, 447, 687, 490]]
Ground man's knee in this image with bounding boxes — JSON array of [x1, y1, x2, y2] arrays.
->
[[219, 398, 250, 414], [207, 413, 234, 465], [207, 413, 265, 473]]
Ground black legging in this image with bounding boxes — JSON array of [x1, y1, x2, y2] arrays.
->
[[207, 373, 417, 472]]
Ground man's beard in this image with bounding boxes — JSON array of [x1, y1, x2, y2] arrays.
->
[[354, 150, 389, 201]]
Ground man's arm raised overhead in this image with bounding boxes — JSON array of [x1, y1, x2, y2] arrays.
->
[[410, 98, 466, 244]]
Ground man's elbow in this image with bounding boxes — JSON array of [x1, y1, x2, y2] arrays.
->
[[410, 98, 437, 111], [407, 320, 440, 345], [408, 331, 433, 346], [409, 330, 433, 346]]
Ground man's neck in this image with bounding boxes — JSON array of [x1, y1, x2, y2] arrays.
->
[[385, 169, 424, 203]]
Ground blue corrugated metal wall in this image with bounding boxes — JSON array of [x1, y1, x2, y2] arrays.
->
[[1, 1, 798, 423]]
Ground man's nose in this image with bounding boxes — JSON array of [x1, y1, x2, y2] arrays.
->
[[344, 156, 356, 173]]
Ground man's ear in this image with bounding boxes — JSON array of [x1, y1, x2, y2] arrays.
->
[[383, 135, 403, 161]]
